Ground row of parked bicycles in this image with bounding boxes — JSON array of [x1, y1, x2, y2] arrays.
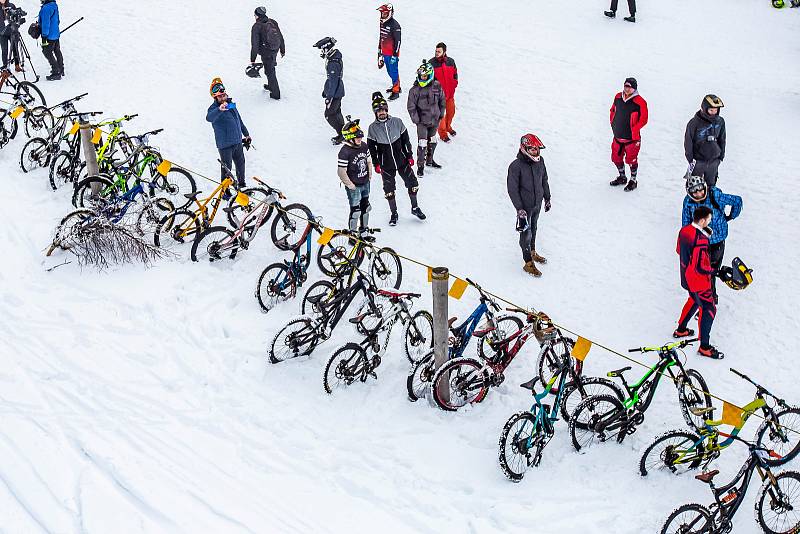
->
[[5, 77, 799, 533]]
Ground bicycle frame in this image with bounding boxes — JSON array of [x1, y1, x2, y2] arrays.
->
[[174, 178, 233, 239], [449, 300, 490, 359]]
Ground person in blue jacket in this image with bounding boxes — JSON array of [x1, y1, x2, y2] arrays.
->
[[206, 78, 251, 188], [38, 0, 63, 80], [682, 174, 742, 303]]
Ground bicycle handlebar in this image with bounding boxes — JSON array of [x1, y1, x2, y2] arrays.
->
[[730, 368, 788, 408], [629, 338, 698, 353], [51, 92, 88, 110]]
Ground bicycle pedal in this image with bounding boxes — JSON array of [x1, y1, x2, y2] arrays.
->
[[369, 371, 378, 380]]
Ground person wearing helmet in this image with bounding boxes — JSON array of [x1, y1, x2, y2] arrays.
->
[[206, 78, 251, 189], [314, 37, 346, 145], [250, 6, 285, 100], [337, 116, 373, 232], [366, 91, 426, 226], [429, 42, 458, 143], [507, 134, 552, 277], [604, 0, 636, 22], [681, 174, 742, 303], [376, 3, 402, 101], [609, 77, 648, 191], [407, 60, 445, 177], [675, 206, 723, 359], [685, 94, 726, 187]]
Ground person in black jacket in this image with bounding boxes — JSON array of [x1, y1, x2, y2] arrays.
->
[[250, 6, 285, 100], [314, 37, 346, 145], [0, 0, 22, 71], [685, 94, 726, 187], [507, 134, 551, 277]]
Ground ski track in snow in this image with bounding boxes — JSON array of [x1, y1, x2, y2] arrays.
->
[[1, 0, 799, 532]]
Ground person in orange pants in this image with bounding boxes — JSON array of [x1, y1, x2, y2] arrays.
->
[[430, 42, 458, 142]]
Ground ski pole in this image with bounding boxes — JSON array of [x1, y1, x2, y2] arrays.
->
[[60, 17, 84, 35]]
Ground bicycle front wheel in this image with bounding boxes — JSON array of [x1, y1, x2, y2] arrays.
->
[[271, 203, 313, 250], [757, 407, 800, 466], [54, 209, 94, 246], [49, 151, 83, 191], [72, 175, 116, 208], [256, 263, 295, 313], [370, 246, 402, 289], [323, 343, 370, 394], [639, 430, 704, 476], [24, 106, 54, 137], [569, 394, 626, 451], [269, 317, 319, 363], [431, 356, 488, 411], [498, 411, 539, 482], [20, 137, 50, 173], [756, 470, 800, 534], [191, 226, 238, 262], [317, 231, 356, 277], [407, 350, 434, 402], [16, 81, 46, 108], [660, 503, 713, 534], [226, 187, 271, 229], [537, 337, 575, 389], [402, 310, 433, 364], [301, 280, 337, 316], [678, 369, 713, 431], [158, 167, 197, 210]]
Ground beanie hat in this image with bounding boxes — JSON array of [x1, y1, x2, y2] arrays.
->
[[624, 77, 638, 90]]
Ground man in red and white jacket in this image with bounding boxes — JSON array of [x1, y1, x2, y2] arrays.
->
[[608, 77, 648, 191], [674, 206, 724, 359], [429, 42, 458, 142]]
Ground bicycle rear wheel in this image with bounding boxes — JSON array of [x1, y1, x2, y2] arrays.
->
[[191, 226, 238, 262], [317, 232, 359, 277], [477, 314, 524, 361], [54, 209, 94, 246], [678, 369, 713, 431], [407, 350, 434, 402], [49, 150, 83, 190], [568, 394, 626, 451], [157, 167, 197, 210], [323, 343, 370, 394], [370, 246, 402, 289], [660, 503, 712, 534], [255, 263, 295, 313], [559, 376, 625, 424], [758, 407, 800, 466], [402, 310, 433, 364], [20, 137, 50, 173], [23, 106, 54, 137], [227, 187, 272, 229], [72, 175, 116, 208], [269, 317, 320, 363], [301, 280, 337, 316], [756, 470, 800, 534], [271, 203, 312, 250], [498, 411, 539, 482], [153, 209, 202, 251], [431, 356, 489, 411], [537, 337, 575, 389], [639, 430, 704, 476]]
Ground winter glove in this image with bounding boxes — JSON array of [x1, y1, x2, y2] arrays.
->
[[242, 137, 252, 150], [377, 54, 384, 69], [41, 39, 50, 47], [516, 210, 528, 232], [408, 158, 414, 167], [375, 164, 382, 174], [280, 51, 285, 58], [545, 200, 552, 212]]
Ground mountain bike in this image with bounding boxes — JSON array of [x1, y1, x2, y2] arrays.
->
[[640, 368, 800, 476], [268, 263, 381, 364], [191, 177, 312, 262], [568, 338, 713, 451], [316, 228, 403, 290], [660, 436, 800, 534], [47, 110, 103, 190], [20, 93, 88, 173], [322, 289, 433, 393], [406, 278, 523, 402]]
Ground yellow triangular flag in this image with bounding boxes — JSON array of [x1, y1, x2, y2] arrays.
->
[[156, 160, 172, 176], [448, 277, 468, 299], [69, 122, 80, 135], [427, 266, 433, 283], [10, 106, 25, 119], [317, 227, 335, 245], [234, 192, 250, 206], [721, 401, 745, 429], [91, 129, 102, 144], [571, 336, 593, 361]]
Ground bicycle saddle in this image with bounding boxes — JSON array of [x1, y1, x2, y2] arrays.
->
[[695, 470, 719, 483], [222, 206, 238, 214], [448, 317, 457, 328], [519, 377, 540, 391], [306, 294, 326, 304], [377, 289, 421, 299], [606, 367, 631, 378], [690, 406, 715, 417], [184, 192, 201, 200]]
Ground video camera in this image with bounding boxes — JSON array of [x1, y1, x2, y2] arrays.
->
[[4, 6, 27, 31]]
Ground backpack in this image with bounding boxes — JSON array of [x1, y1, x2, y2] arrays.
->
[[264, 20, 281, 51], [27, 21, 41, 39]]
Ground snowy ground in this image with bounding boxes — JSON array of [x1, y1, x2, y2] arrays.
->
[[1, 0, 799, 532]]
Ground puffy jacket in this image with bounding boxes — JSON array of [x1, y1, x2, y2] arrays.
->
[[379, 18, 401, 57], [507, 151, 551, 213], [38, 0, 59, 40], [684, 110, 726, 163], [322, 50, 345, 99], [610, 91, 648, 141], [681, 186, 742, 245], [677, 223, 714, 292], [406, 80, 445, 127], [429, 55, 458, 100], [206, 101, 250, 150], [366, 116, 414, 171], [250, 15, 284, 61]]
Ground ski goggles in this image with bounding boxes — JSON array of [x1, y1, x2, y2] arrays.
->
[[211, 82, 226, 97]]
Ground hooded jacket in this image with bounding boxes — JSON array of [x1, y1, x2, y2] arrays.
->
[[322, 49, 345, 99], [681, 186, 742, 245], [507, 151, 551, 213], [38, 0, 59, 40], [206, 101, 250, 150], [406, 80, 445, 127], [366, 116, 414, 171], [684, 104, 726, 163], [429, 55, 458, 100], [250, 14, 285, 61], [677, 223, 714, 292], [610, 90, 648, 141]]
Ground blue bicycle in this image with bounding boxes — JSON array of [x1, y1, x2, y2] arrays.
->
[[406, 278, 523, 401]]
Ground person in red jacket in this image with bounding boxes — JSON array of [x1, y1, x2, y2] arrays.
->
[[674, 206, 724, 359], [430, 42, 458, 142], [609, 77, 648, 191]]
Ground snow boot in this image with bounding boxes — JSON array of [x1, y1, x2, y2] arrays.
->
[[604, 10, 616, 17], [448, 129, 457, 137], [441, 135, 451, 143], [425, 144, 442, 168], [531, 251, 547, 264], [388, 91, 400, 101], [389, 212, 398, 226], [624, 15, 636, 22], [417, 163, 425, 177], [46, 73, 62, 81], [624, 179, 638, 191], [411, 207, 426, 220], [698, 345, 724, 359], [609, 176, 628, 187], [523, 261, 542, 277], [673, 327, 695, 339], [263, 84, 271, 91]]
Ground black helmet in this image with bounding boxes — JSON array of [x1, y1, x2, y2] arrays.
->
[[245, 63, 263, 78], [254, 6, 267, 17], [371, 91, 388, 114], [701, 94, 724, 114], [717, 257, 753, 290], [313, 37, 337, 58]]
